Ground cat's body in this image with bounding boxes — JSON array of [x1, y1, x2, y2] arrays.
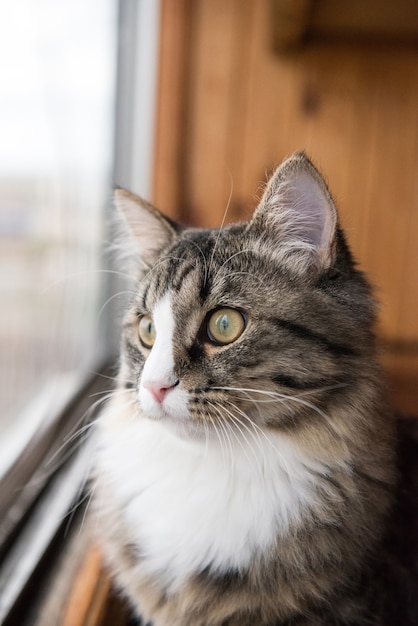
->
[[94, 154, 396, 625]]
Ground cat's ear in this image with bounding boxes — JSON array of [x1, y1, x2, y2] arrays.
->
[[250, 153, 337, 274], [114, 188, 178, 267]]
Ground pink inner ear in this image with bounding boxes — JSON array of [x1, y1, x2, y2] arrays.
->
[[264, 169, 337, 257], [251, 156, 338, 272], [114, 189, 176, 266], [285, 173, 336, 252]]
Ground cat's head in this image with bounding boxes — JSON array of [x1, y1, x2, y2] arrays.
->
[[115, 153, 376, 439]]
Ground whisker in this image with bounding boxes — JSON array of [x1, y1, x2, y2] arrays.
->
[[207, 412, 228, 468], [214, 401, 265, 479], [223, 398, 293, 469], [208, 169, 234, 281], [213, 249, 255, 286], [87, 370, 120, 383], [41, 268, 136, 294], [88, 387, 134, 400], [223, 399, 264, 451], [79, 475, 97, 535], [212, 385, 330, 421], [186, 239, 209, 288], [214, 385, 348, 445], [201, 413, 210, 460], [209, 403, 234, 475], [37, 390, 135, 485], [96, 290, 137, 322], [221, 271, 264, 287], [63, 470, 94, 537]]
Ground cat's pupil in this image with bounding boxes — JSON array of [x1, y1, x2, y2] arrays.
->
[[219, 315, 228, 331], [207, 308, 245, 345]]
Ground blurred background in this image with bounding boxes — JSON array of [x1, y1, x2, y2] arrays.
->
[[0, 0, 116, 440], [1, 0, 417, 447]]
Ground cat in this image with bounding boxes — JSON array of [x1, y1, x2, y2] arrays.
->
[[93, 153, 396, 625]]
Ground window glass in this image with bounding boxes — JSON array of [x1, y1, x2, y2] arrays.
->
[[0, 0, 116, 435]]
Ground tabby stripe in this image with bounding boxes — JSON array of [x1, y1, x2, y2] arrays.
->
[[309, 469, 348, 502], [271, 373, 331, 391], [172, 262, 194, 291], [141, 283, 150, 311], [199, 275, 212, 302], [352, 468, 393, 492], [126, 339, 144, 364], [274, 318, 356, 358], [188, 342, 205, 364]]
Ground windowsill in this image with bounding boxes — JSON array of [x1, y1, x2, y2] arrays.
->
[[0, 364, 116, 625]]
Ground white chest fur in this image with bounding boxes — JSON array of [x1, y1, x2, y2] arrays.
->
[[96, 397, 324, 591]]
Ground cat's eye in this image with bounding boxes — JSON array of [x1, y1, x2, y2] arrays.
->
[[138, 315, 156, 348], [207, 308, 246, 345]]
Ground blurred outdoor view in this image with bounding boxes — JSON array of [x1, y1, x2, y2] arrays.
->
[[0, 0, 117, 433]]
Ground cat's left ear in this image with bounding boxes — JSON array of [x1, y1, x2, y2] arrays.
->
[[249, 153, 337, 274], [114, 188, 179, 267]]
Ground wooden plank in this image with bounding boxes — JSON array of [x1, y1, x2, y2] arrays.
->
[[310, 0, 418, 41], [396, 80, 418, 342], [152, 0, 193, 219], [271, 0, 312, 51], [357, 52, 418, 341], [61, 544, 109, 626], [61, 543, 131, 626], [185, 0, 252, 227], [272, 0, 418, 48], [382, 349, 418, 415]]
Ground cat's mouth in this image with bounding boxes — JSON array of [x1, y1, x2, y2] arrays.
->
[[139, 381, 193, 427]]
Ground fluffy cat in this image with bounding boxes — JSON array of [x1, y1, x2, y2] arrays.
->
[[94, 153, 396, 625]]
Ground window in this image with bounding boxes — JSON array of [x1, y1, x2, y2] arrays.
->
[[0, 0, 121, 620], [0, 0, 116, 443]]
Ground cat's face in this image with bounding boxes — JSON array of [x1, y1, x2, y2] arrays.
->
[[117, 154, 374, 440]]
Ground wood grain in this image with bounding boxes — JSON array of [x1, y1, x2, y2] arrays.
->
[[152, 0, 193, 219], [60, 543, 131, 626], [61, 544, 109, 626]]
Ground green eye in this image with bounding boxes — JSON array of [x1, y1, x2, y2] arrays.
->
[[207, 308, 246, 345], [138, 315, 156, 348]]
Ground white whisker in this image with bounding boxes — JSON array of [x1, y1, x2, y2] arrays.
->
[[212, 385, 329, 420], [213, 249, 255, 285], [96, 290, 137, 321], [208, 412, 227, 468], [214, 401, 265, 479], [209, 402, 234, 475], [221, 271, 264, 287], [41, 268, 136, 294], [207, 169, 234, 280], [186, 239, 209, 287]]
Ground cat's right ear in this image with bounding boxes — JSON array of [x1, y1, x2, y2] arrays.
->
[[114, 188, 178, 268], [248, 153, 337, 277]]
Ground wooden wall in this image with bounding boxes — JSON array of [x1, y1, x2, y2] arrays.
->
[[153, 0, 418, 413]]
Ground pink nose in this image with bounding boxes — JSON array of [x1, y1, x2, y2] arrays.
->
[[143, 379, 179, 404]]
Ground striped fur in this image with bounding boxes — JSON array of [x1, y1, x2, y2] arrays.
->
[[94, 154, 396, 625]]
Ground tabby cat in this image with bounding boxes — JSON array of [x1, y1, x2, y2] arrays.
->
[[94, 153, 396, 625]]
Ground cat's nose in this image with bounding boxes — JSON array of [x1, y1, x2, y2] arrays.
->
[[143, 379, 179, 404]]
